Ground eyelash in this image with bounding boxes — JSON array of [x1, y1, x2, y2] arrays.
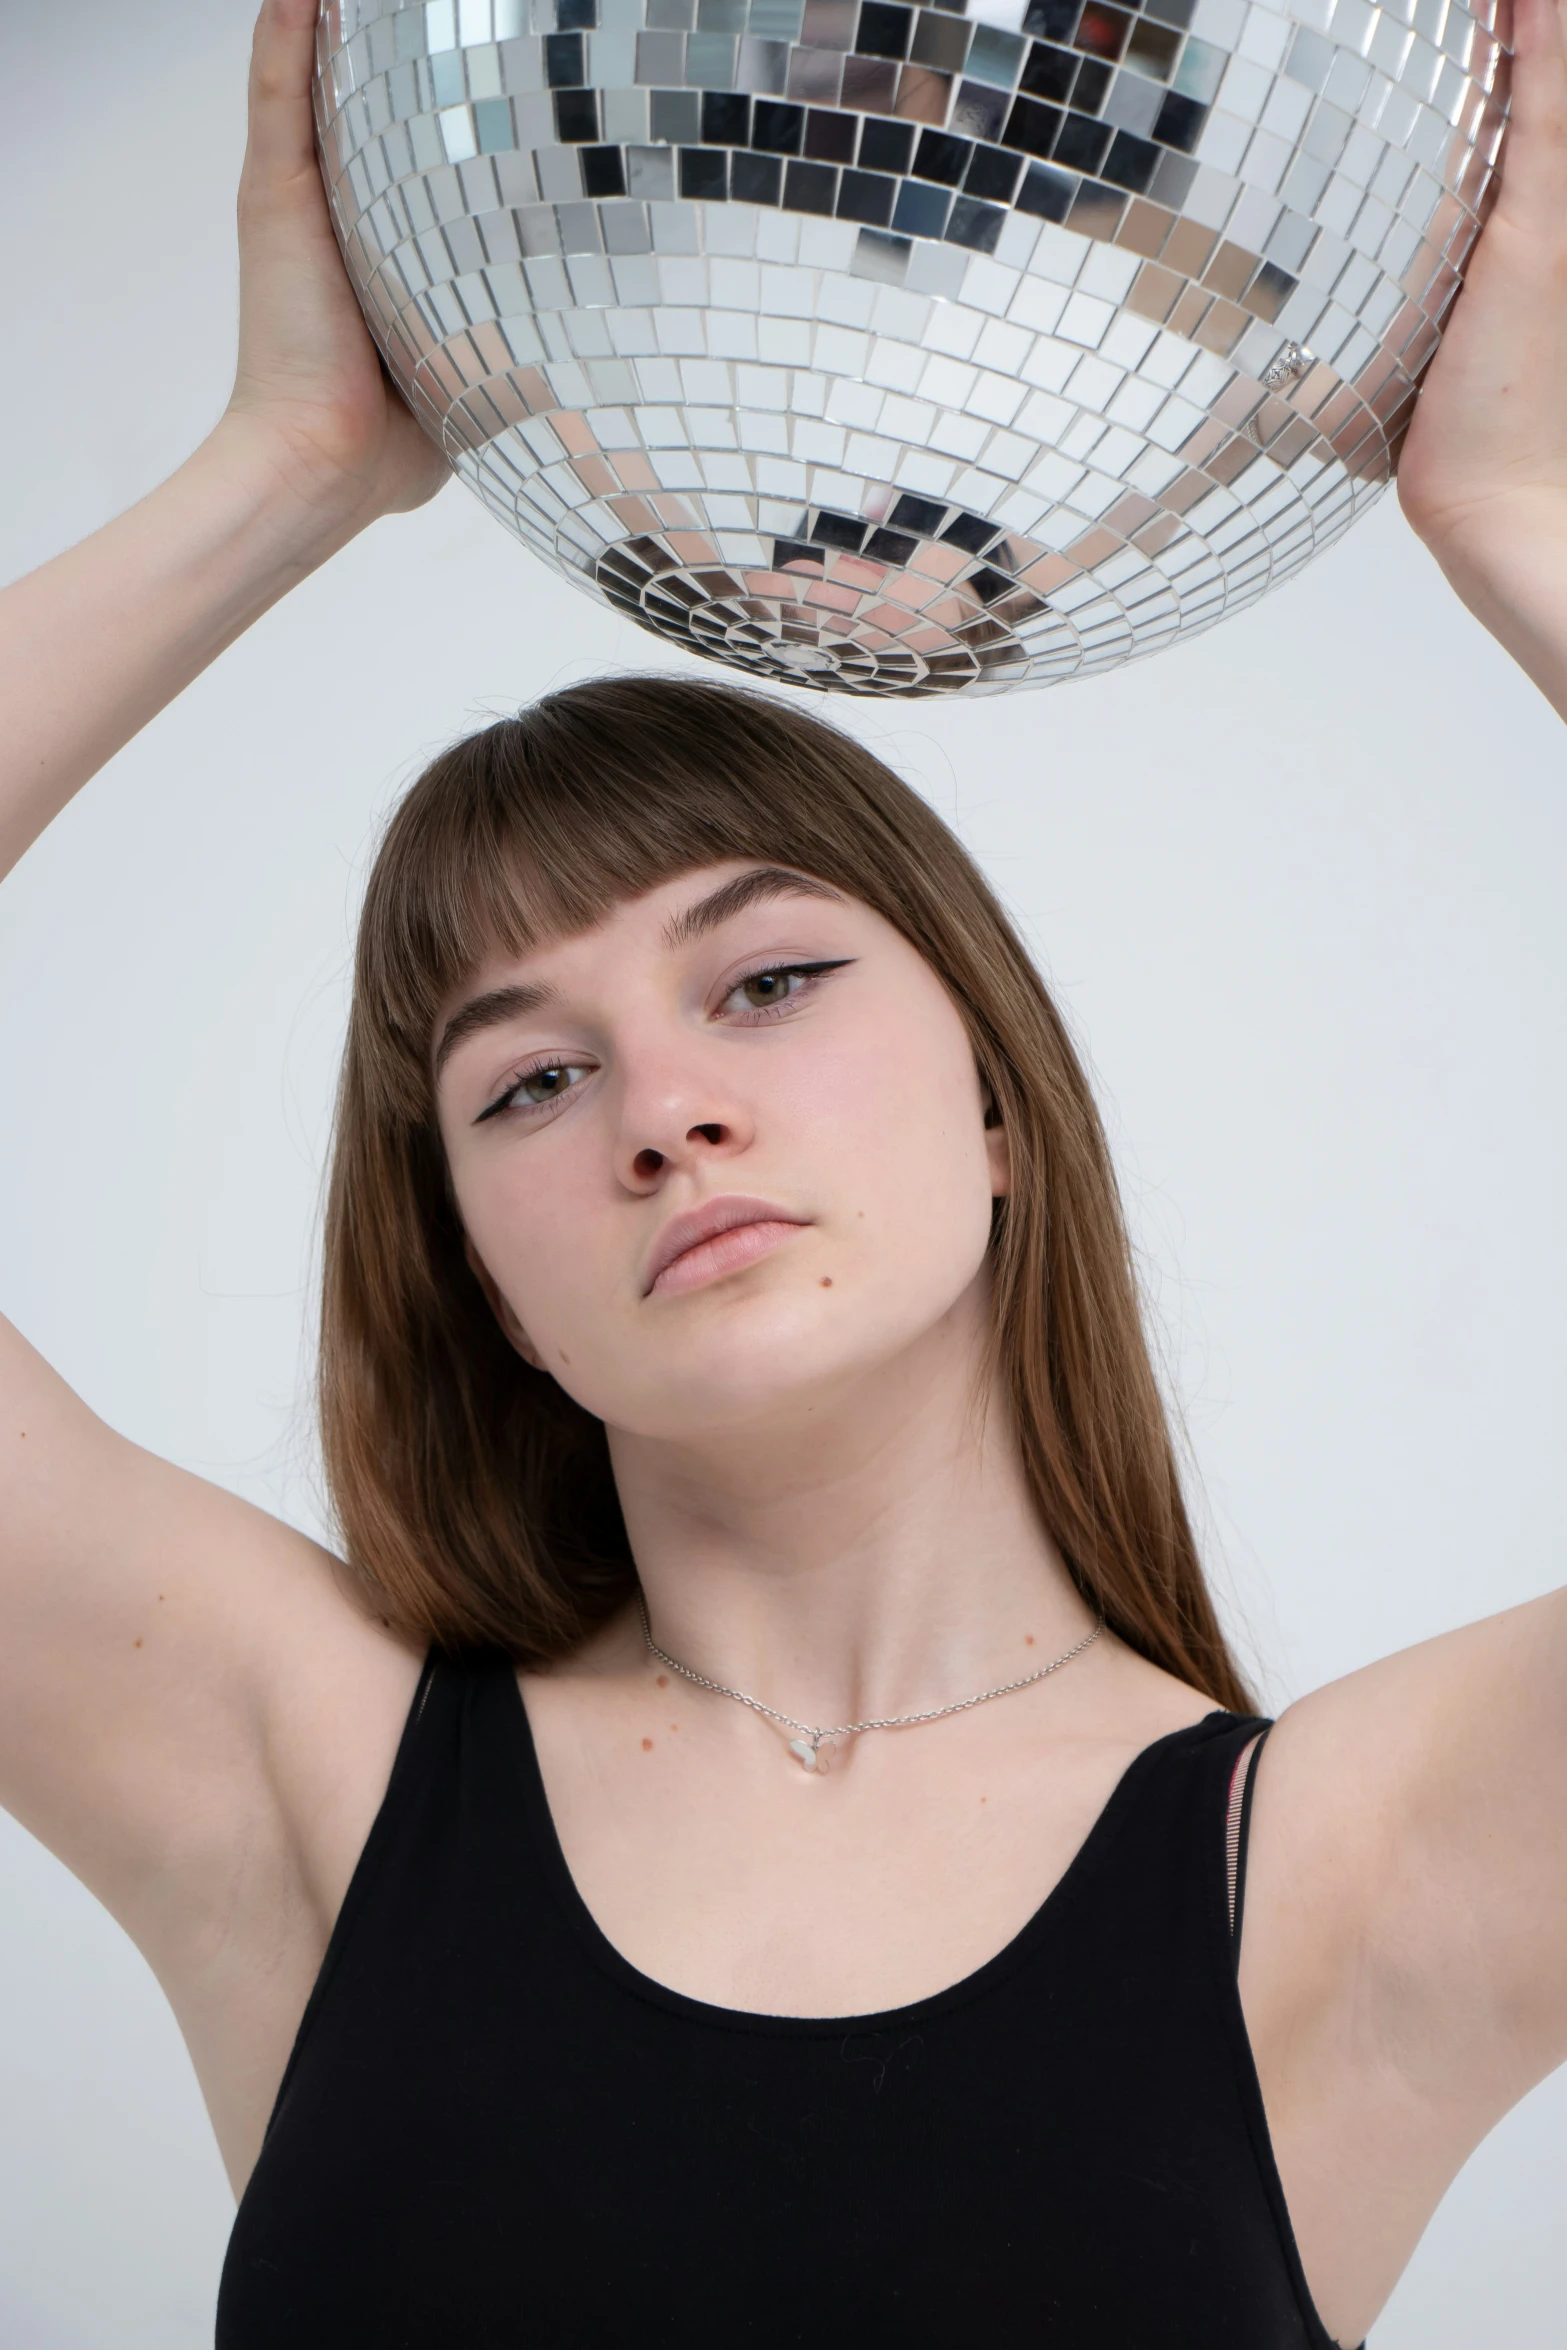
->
[[473, 958, 852, 1126], [720, 955, 852, 1023]]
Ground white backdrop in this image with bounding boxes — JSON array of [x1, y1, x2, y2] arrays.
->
[[2, 3, 1565, 2343]]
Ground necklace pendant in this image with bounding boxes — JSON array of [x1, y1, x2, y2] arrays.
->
[[788, 1737, 820, 1771]]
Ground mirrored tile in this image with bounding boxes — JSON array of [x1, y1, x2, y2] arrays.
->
[[318, 0, 1504, 691]]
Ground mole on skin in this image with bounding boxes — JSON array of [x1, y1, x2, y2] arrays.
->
[[656, 1674, 668, 1689], [641, 1738, 654, 1752], [134, 1600, 169, 1647], [819, 1277, 832, 1288]]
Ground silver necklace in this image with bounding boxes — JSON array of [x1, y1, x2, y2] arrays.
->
[[637, 1595, 1105, 1771]]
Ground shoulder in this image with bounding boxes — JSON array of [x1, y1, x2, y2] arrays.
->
[[1092, 1628, 1231, 1748]]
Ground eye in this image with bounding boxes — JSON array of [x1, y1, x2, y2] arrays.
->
[[718, 959, 852, 1019], [520, 1064, 577, 1103], [474, 1060, 594, 1124]]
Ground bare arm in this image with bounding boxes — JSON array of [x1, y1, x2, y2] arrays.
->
[[0, 0, 445, 882], [1398, 0, 1567, 718], [1335, 0, 1567, 2111], [0, 0, 442, 1977], [1234, 19, 1567, 2337]]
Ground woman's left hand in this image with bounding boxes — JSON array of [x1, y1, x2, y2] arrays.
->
[[1398, 0, 1567, 711]]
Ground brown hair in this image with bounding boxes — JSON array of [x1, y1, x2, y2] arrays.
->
[[320, 673, 1253, 1710]]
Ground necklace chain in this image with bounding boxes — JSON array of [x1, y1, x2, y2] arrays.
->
[[637, 1595, 1105, 1770]]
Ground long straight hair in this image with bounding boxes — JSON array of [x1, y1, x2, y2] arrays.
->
[[320, 673, 1253, 1710]]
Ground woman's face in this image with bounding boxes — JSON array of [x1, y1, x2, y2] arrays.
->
[[434, 862, 1008, 1442]]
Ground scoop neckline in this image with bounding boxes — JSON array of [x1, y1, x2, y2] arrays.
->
[[501, 1664, 1239, 2037]]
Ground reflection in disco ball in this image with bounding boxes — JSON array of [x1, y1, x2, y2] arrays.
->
[[314, 0, 1506, 694]]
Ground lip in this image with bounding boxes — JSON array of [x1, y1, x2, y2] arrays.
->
[[644, 1195, 809, 1297]]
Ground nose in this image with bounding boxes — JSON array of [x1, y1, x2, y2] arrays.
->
[[613, 1051, 753, 1192], [630, 1124, 727, 1184]]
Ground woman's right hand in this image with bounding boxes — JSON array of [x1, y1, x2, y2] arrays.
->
[[224, 0, 450, 541]]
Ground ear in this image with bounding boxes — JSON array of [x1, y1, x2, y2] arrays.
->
[[981, 1083, 1011, 1199], [462, 1233, 545, 1370]]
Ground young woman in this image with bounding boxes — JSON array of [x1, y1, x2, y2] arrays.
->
[[3, 0, 1567, 2342]]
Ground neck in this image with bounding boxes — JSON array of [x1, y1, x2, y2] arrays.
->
[[605, 1292, 1094, 1731]]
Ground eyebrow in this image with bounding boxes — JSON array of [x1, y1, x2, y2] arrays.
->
[[433, 870, 843, 1080], [661, 867, 843, 949], [433, 980, 556, 1079]]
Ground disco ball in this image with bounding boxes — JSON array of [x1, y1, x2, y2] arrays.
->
[[313, 0, 1506, 693]]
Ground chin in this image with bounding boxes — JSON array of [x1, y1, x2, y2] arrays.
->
[[601, 1283, 970, 1444]]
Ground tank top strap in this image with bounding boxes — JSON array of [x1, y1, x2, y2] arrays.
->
[[1228, 1722, 1273, 1947], [1065, 1704, 1351, 2350], [1036, 1707, 1273, 1967], [256, 1643, 512, 2162], [1015, 1706, 1345, 2346]]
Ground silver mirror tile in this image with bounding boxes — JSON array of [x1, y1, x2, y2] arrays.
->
[[316, 0, 1506, 692]]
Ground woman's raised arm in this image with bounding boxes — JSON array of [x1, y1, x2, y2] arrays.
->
[[0, 0, 446, 880], [1398, 0, 1567, 718], [1231, 13, 1567, 2338], [0, 0, 440, 2130]]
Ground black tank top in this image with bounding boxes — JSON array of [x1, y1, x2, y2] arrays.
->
[[217, 1649, 1349, 2348]]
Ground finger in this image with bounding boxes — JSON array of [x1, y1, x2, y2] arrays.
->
[[243, 0, 322, 191], [1493, 0, 1567, 216]]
